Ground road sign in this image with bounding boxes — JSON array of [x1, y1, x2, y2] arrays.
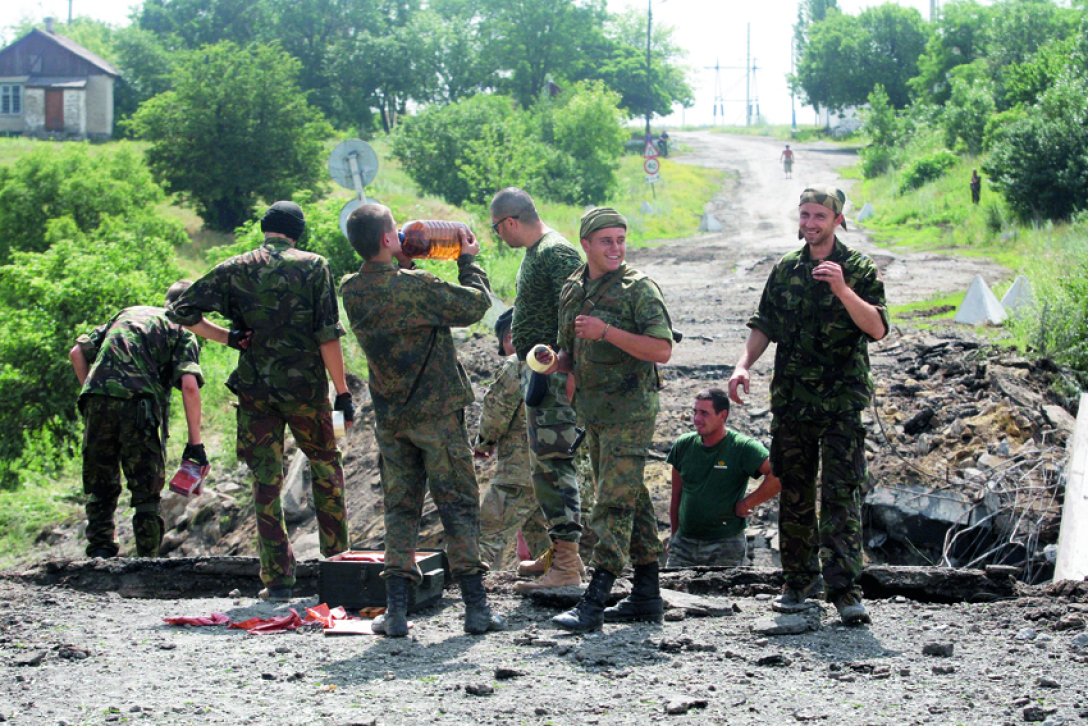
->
[[645, 173, 661, 184], [643, 158, 660, 175], [328, 139, 379, 194], [643, 140, 660, 159]]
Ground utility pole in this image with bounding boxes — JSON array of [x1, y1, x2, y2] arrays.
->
[[745, 24, 751, 126], [645, 0, 653, 137], [68, 0, 73, 24], [791, 40, 797, 131]]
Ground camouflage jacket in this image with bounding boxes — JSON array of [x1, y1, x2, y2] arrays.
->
[[340, 255, 491, 429], [475, 356, 527, 460], [77, 306, 203, 409], [166, 239, 344, 405], [558, 263, 673, 424], [511, 230, 583, 360], [747, 236, 888, 420]]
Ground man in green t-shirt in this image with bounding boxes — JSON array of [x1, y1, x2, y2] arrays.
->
[[666, 388, 781, 568]]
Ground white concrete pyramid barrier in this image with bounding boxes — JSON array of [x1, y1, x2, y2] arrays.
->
[[954, 275, 1007, 325], [699, 214, 723, 232], [857, 202, 875, 221], [1000, 275, 1034, 315]]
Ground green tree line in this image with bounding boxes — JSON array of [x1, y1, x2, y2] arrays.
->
[[792, 0, 1088, 223]]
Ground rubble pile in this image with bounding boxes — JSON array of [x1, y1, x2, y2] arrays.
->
[[865, 329, 1075, 579]]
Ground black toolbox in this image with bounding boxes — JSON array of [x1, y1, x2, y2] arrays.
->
[[318, 550, 448, 613]]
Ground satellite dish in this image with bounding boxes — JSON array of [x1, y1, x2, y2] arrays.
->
[[328, 139, 379, 191], [338, 197, 379, 239]]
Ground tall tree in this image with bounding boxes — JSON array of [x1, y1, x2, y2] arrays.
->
[[582, 8, 693, 120], [794, 4, 928, 111], [126, 42, 333, 230], [480, 0, 608, 108], [137, 0, 266, 48]]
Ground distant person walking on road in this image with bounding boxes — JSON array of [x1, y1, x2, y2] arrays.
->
[[780, 145, 795, 179], [970, 170, 981, 205], [728, 187, 888, 626]]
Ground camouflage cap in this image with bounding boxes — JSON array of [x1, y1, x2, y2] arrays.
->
[[798, 186, 848, 237], [494, 307, 513, 356], [579, 207, 627, 241]]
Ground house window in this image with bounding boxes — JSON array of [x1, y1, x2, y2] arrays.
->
[[0, 85, 22, 115]]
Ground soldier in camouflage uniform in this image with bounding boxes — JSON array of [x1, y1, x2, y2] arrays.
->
[[69, 282, 205, 558], [166, 202, 354, 602], [340, 203, 502, 637], [728, 187, 888, 625], [489, 187, 586, 592], [540, 207, 675, 633], [474, 308, 550, 570]]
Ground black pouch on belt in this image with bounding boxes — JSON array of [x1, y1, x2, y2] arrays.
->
[[525, 370, 549, 407]]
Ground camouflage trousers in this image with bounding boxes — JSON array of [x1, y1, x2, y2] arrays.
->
[[585, 418, 664, 576], [521, 368, 582, 543], [770, 412, 867, 600], [81, 395, 167, 557], [237, 393, 349, 589], [666, 532, 747, 568], [376, 410, 485, 583], [478, 470, 550, 571]]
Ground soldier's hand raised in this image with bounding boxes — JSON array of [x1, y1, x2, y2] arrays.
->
[[459, 227, 480, 257]]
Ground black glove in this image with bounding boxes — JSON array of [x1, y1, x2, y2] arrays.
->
[[227, 329, 251, 351], [334, 392, 354, 425], [182, 443, 208, 467]]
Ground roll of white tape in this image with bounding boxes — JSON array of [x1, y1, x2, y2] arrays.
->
[[526, 344, 555, 373]]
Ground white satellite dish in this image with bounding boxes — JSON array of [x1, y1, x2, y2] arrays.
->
[[328, 139, 379, 196]]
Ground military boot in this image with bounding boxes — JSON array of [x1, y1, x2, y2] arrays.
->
[[517, 542, 587, 577], [458, 573, 504, 635], [603, 561, 664, 623], [514, 540, 583, 593], [551, 569, 617, 633], [371, 576, 410, 637]]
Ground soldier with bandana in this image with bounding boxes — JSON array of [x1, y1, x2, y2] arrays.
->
[[70, 282, 205, 558], [340, 203, 502, 637], [489, 187, 587, 592], [536, 206, 675, 633], [167, 201, 353, 602], [728, 187, 888, 625]]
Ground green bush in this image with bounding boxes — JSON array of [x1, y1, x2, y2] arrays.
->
[[126, 41, 334, 231], [0, 215, 184, 487], [898, 149, 958, 193], [393, 84, 626, 207], [984, 74, 1088, 221], [0, 142, 165, 262]]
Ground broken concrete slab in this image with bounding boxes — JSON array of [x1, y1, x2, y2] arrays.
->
[[660, 588, 735, 616], [865, 483, 977, 545]]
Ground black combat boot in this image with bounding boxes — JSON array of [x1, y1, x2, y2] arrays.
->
[[603, 561, 663, 623], [372, 576, 410, 637], [551, 569, 617, 633], [458, 573, 504, 635]]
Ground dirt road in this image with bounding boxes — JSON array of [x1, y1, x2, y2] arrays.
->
[[633, 131, 1010, 369]]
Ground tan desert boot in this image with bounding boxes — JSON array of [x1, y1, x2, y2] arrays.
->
[[514, 540, 584, 593]]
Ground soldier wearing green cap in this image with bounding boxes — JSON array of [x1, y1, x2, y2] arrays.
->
[[166, 201, 353, 603], [474, 307, 550, 570], [728, 187, 888, 625], [534, 206, 675, 633]]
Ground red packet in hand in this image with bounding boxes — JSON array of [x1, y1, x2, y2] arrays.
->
[[169, 459, 210, 497]]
